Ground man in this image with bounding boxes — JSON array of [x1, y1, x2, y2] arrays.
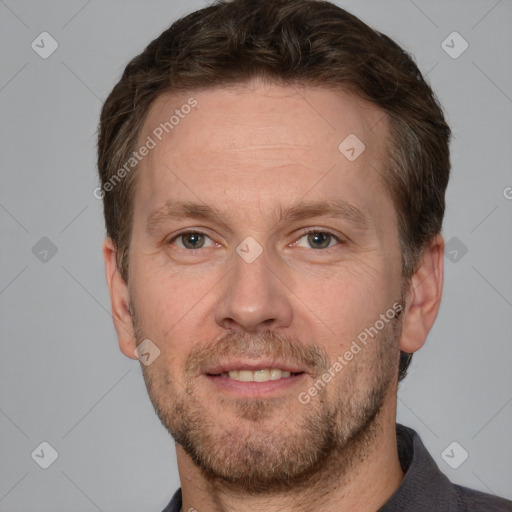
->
[[97, 0, 512, 510]]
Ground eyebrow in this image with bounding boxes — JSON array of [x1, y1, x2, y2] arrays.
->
[[147, 201, 227, 234], [281, 199, 369, 228], [146, 198, 369, 234]]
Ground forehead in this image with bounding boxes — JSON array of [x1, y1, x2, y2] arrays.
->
[[142, 81, 387, 160], [134, 81, 391, 224]]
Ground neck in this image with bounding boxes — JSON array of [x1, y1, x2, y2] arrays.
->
[[176, 393, 403, 512]]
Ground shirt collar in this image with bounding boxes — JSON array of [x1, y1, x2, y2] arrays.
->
[[378, 424, 460, 511]]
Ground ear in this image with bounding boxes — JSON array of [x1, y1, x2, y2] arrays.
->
[[399, 234, 444, 354], [103, 238, 138, 360]]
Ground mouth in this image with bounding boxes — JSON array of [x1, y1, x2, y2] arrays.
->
[[218, 368, 300, 381], [203, 362, 308, 397]]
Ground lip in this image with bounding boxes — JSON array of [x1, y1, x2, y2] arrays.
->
[[204, 359, 307, 375], [203, 372, 307, 398]]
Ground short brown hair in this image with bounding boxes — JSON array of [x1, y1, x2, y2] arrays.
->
[[97, 0, 451, 380]]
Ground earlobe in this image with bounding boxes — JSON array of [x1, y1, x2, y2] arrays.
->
[[103, 238, 138, 360], [399, 234, 444, 354]]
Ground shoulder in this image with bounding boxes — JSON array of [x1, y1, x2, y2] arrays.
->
[[381, 425, 512, 511], [453, 484, 512, 511]]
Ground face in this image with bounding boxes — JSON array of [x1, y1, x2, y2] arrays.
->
[[124, 81, 406, 490]]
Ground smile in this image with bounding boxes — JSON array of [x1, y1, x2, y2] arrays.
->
[[220, 369, 294, 382]]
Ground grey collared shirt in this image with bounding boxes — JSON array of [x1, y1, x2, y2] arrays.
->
[[162, 424, 512, 511]]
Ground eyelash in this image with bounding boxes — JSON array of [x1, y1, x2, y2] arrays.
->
[[292, 228, 344, 250], [167, 229, 216, 250], [167, 228, 344, 250]]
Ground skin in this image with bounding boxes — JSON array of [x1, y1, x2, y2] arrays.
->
[[104, 80, 444, 512]]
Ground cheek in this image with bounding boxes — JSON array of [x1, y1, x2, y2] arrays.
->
[[296, 259, 396, 345], [129, 264, 219, 358]]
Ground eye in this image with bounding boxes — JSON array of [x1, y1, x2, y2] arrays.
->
[[170, 231, 215, 250], [294, 230, 340, 249]]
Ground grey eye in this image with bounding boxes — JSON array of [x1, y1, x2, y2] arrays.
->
[[307, 232, 333, 249], [174, 232, 212, 249]]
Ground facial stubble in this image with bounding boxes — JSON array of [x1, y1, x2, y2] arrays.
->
[[133, 306, 402, 494]]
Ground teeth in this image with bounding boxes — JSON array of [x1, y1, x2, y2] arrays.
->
[[238, 370, 253, 382], [221, 369, 293, 382], [253, 369, 270, 382], [270, 369, 281, 380]]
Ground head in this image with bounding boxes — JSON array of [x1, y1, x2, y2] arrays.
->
[[99, 0, 449, 490]]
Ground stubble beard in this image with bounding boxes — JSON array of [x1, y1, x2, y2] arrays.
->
[[135, 307, 402, 494]]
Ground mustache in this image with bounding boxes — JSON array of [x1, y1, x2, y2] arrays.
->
[[184, 330, 331, 377]]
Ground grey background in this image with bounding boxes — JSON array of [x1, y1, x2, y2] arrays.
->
[[1, 0, 511, 510]]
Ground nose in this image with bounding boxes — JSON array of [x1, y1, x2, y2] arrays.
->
[[214, 245, 293, 333]]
